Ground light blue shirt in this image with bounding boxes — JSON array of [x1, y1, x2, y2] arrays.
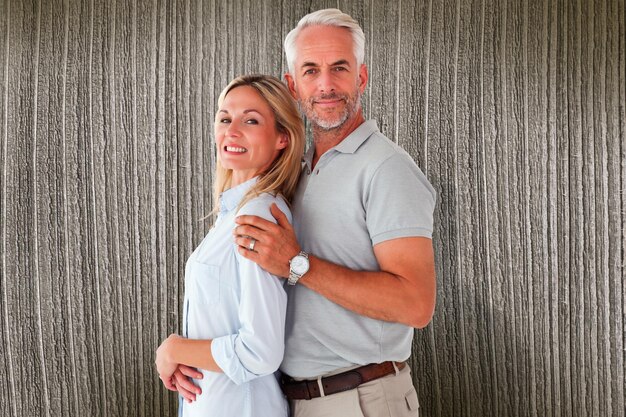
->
[[180, 177, 290, 417]]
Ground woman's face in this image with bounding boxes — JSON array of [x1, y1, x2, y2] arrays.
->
[[215, 85, 288, 186]]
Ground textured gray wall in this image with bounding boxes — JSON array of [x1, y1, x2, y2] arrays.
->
[[1, 0, 624, 416]]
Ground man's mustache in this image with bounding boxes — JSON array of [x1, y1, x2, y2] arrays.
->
[[309, 93, 347, 102]]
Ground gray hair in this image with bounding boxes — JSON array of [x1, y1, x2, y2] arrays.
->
[[284, 8, 365, 74]]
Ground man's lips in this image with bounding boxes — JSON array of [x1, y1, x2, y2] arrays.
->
[[314, 98, 344, 107]]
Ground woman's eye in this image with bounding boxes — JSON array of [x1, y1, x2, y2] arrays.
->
[[245, 119, 259, 125], [219, 118, 231, 123]]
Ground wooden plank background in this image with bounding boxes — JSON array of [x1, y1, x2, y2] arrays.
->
[[0, 0, 624, 416]]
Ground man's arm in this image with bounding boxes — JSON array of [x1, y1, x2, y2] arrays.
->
[[234, 204, 436, 328]]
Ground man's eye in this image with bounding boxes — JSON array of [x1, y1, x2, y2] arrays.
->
[[304, 69, 316, 75], [334, 66, 347, 72]]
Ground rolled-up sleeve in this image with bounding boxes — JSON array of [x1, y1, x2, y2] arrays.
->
[[210, 196, 289, 385]]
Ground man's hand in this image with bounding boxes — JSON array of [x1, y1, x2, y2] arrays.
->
[[234, 203, 300, 277]]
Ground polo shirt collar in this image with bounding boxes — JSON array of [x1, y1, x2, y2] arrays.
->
[[333, 119, 379, 154], [301, 120, 379, 169], [220, 176, 258, 213]]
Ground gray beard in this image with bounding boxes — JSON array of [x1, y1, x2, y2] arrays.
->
[[300, 91, 362, 131]]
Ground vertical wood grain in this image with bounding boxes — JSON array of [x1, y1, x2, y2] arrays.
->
[[34, 1, 75, 415], [526, 0, 552, 414], [154, 0, 175, 414], [613, 0, 625, 416], [365, 2, 400, 140], [5, 1, 50, 415], [0, 0, 16, 415]]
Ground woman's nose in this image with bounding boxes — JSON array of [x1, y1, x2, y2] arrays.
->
[[225, 121, 241, 136]]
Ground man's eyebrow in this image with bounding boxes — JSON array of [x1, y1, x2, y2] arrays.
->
[[301, 59, 351, 68]]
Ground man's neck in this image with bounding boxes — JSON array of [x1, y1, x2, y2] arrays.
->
[[311, 111, 365, 168]]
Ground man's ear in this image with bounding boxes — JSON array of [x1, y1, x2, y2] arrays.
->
[[284, 73, 298, 99], [358, 64, 368, 93]]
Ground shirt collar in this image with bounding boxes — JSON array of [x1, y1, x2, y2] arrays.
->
[[220, 176, 258, 213], [334, 119, 379, 154], [301, 120, 379, 169]]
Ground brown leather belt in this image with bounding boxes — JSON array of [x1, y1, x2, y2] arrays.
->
[[280, 361, 406, 400]]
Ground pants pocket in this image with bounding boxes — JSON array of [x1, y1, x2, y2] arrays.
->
[[404, 387, 419, 416], [378, 368, 419, 417]]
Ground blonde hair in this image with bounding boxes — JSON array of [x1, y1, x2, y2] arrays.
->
[[284, 8, 365, 74], [212, 74, 305, 213]]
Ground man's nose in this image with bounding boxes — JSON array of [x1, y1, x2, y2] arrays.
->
[[317, 71, 335, 93]]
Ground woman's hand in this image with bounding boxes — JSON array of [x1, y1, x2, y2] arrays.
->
[[156, 334, 214, 402], [156, 334, 182, 385], [173, 365, 203, 403]]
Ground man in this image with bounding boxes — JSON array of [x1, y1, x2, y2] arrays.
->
[[232, 8, 437, 417], [171, 8, 436, 416]]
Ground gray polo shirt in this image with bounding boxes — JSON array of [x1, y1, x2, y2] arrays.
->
[[281, 120, 436, 378]]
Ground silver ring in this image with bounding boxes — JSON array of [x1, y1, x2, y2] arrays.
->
[[248, 238, 256, 251]]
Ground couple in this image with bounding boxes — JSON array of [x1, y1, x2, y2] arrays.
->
[[155, 8, 437, 417]]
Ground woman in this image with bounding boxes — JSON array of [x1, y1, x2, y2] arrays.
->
[[155, 74, 304, 417]]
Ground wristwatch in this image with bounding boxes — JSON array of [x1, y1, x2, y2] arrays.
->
[[288, 251, 309, 285]]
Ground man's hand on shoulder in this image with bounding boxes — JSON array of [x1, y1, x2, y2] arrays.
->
[[234, 203, 300, 278]]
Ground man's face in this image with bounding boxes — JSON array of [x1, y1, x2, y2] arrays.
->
[[285, 25, 368, 131]]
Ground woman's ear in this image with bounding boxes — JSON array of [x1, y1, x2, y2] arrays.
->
[[276, 133, 289, 150]]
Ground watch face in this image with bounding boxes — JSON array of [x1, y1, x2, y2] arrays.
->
[[291, 255, 309, 275]]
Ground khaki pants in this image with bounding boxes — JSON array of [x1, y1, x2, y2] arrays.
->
[[290, 364, 419, 417]]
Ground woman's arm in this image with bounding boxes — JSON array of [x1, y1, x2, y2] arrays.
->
[[156, 335, 222, 375], [209, 197, 288, 384], [210, 252, 287, 384], [155, 336, 219, 402], [156, 256, 287, 387]]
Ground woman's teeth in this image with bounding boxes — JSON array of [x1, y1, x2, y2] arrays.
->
[[226, 146, 247, 153]]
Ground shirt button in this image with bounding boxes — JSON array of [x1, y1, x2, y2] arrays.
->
[[307, 168, 311, 175], [316, 170, 319, 175]]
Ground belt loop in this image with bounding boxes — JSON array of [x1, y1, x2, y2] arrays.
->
[[316, 376, 325, 397], [392, 361, 400, 376]]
